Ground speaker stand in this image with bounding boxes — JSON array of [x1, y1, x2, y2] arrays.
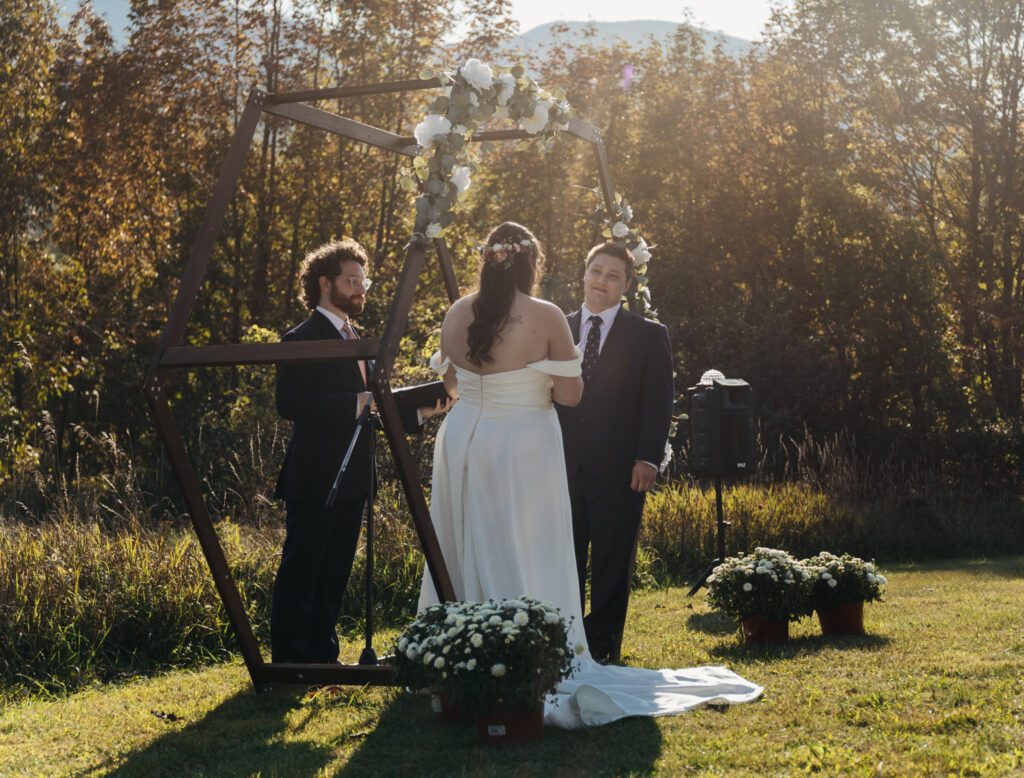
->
[[687, 475, 730, 596]]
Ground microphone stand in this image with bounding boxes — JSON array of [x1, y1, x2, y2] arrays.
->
[[326, 399, 378, 665]]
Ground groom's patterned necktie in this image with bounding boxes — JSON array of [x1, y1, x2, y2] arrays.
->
[[340, 320, 368, 386], [581, 315, 603, 385]]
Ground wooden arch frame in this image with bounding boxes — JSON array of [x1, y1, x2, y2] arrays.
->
[[143, 78, 619, 691]]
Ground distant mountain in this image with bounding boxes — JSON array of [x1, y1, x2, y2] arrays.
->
[[511, 20, 751, 57]]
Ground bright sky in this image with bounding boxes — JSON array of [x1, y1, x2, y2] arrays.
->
[[75, 0, 783, 45], [509, 0, 783, 41]]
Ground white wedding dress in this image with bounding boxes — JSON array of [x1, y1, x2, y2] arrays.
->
[[418, 352, 762, 729]]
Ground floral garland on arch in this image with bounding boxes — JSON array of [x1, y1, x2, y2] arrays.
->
[[405, 58, 657, 318]]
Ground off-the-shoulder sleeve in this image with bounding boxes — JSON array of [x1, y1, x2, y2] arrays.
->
[[429, 350, 452, 375], [527, 352, 582, 377]]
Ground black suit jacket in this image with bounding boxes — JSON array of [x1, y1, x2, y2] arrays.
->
[[555, 307, 674, 494], [273, 310, 419, 503]]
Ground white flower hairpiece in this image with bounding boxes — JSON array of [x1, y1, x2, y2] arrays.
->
[[478, 238, 533, 269]]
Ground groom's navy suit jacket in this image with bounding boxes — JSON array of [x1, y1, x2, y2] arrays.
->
[[556, 307, 674, 493], [273, 309, 419, 504]]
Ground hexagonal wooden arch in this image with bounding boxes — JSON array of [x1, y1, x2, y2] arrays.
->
[[143, 78, 619, 691]]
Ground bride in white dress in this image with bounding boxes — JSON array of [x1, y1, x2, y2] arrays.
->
[[418, 222, 761, 729]]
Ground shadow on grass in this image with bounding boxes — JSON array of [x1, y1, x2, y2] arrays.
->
[[100, 683, 663, 777], [709, 632, 891, 662], [104, 687, 331, 777], [338, 693, 664, 777], [686, 611, 739, 634]]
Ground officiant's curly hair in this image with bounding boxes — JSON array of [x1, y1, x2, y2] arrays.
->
[[298, 238, 368, 310], [467, 222, 544, 366]]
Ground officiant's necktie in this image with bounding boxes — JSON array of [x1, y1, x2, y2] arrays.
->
[[581, 315, 603, 385], [340, 320, 368, 386]]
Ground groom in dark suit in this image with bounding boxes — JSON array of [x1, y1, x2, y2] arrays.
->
[[271, 238, 439, 664], [555, 243, 675, 663]]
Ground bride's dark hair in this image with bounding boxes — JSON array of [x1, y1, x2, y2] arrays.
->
[[466, 221, 545, 366]]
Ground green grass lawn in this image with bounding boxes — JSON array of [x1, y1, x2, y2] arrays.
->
[[1, 557, 1022, 777]]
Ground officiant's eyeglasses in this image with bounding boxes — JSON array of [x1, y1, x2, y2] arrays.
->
[[339, 275, 372, 292]]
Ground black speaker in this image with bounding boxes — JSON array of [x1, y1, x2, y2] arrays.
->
[[687, 377, 755, 477]]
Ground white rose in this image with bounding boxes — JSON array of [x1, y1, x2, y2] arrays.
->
[[425, 222, 442, 239], [413, 114, 452, 148], [450, 166, 472, 195], [519, 100, 551, 134], [496, 73, 516, 105], [632, 240, 651, 265], [742, 582, 753, 592], [460, 58, 493, 91], [611, 221, 629, 238], [491, 663, 507, 677]]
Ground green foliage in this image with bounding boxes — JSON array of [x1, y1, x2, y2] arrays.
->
[[389, 598, 576, 714]]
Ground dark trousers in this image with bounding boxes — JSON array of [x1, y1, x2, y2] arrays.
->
[[270, 496, 365, 663], [571, 488, 646, 660]]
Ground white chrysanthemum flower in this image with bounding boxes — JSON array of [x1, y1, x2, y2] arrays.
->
[[543, 611, 560, 624], [405, 646, 417, 659], [467, 658, 477, 670], [434, 656, 445, 669], [425, 222, 442, 239], [423, 651, 435, 665], [496, 72, 516, 105], [827, 578, 839, 588], [519, 100, 551, 134], [742, 582, 753, 592], [470, 633, 484, 648], [414, 114, 452, 147], [575, 643, 586, 655], [611, 221, 629, 238], [398, 637, 408, 651], [460, 58, 494, 91], [450, 166, 471, 195], [488, 615, 502, 626], [513, 611, 528, 627], [491, 663, 507, 677]]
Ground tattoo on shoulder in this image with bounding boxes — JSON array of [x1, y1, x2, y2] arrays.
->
[[508, 315, 523, 326]]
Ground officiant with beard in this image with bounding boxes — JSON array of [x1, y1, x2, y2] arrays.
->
[[271, 238, 447, 664]]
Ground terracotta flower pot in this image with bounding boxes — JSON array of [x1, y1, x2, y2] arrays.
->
[[816, 600, 865, 635], [742, 614, 789, 644], [432, 693, 472, 725], [473, 701, 544, 745]]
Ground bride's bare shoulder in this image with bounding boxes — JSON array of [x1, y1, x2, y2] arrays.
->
[[528, 296, 569, 321]]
